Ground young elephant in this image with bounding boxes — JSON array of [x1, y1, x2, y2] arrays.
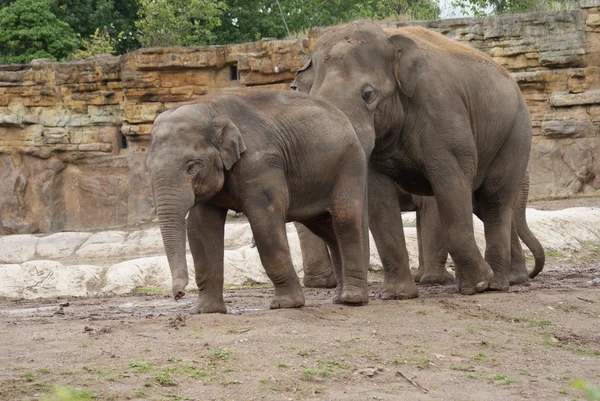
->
[[146, 90, 373, 313]]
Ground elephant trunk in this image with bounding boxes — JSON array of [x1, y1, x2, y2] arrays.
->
[[155, 188, 194, 299], [515, 171, 545, 278]]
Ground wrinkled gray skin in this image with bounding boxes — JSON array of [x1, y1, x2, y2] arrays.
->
[[291, 22, 537, 296], [298, 172, 545, 290], [146, 90, 373, 313]]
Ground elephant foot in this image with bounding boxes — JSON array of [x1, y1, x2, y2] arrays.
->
[[508, 264, 530, 286], [332, 284, 343, 304], [412, 266, 425, 283], [341, 285, 369, 305], [374, 280, 419, 300], [303, 272, 337, 289], [488, 272, 510, 292], [420, 270, 455, 286], [270, 286, 305, 309], [190, 296, 227, 314], [457, 262, 493, 295]]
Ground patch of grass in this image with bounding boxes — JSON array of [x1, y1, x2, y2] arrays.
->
[[298, 349, 311, 357], [40, 386, 97, 401], [24, 372, 35, 382], [82, 366, 109, 377], [303, 369, 317, 377], [227, 379, 242, 385], [219, 326, 251, 334], [570, 379, 600, 401], [278, 362, 288, 368], [167, 357, 181, 362], [565, 347, 600, 358], [451, 365, 475, 372], [473, 351, 486, 362], [467, 374, 479, 380], [37, 367, 52, 374], [417, 357, 434, 368], [547, 250, 566, 258], [540, 332, 559, 346], [129, 360, 154, 373], [259, 378, 271, 385], [490, 374, 517, 384], [154, 373, 176, 387], [213, 349, 230, 360], [182, 364, 209, 378]]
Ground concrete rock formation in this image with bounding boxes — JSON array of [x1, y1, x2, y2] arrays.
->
[[1, 2, 600, 235], [1, 208, 600, 299]]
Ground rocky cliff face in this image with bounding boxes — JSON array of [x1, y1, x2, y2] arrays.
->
[[1, 1, 599, 235]]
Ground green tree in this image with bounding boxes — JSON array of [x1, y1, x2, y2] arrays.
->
[[69, 28, 118, 60], [211, 0, 440, 45], [0, 0, 80, 63], [136, 0, 227, 47], [53, 0, 140, 53], [450, 0, 571, 16]]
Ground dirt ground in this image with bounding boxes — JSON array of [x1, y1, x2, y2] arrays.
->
[[1, 197, 599, 401]]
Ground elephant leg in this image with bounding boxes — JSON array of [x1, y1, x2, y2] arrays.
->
[[508, 214, 529, 285], [187, 202, 228, 314], [414, 196, 453, 285], [370, 172, 418, 300], [477, 201, 512, 292], [294, 222, 337, 288], [428, 161, 492, 295], [299, 217, 345, 304], [328, 176, 370, 305], [413, 205, 425, 282], [245, 188, 305, 309]]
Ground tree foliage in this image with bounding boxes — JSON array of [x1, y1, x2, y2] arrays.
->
[[450, 0, 573, 16], [69, 28, 118, 60], [211, 0, 440, 45], [53, 0, 140, 53], [0, 0, 442, 63], [136, 0, 227, 47], [0, 0, 80, 63]]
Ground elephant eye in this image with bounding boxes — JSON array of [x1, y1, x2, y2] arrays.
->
[[186, 161, 200, 174], [361, 87, 376, 103]]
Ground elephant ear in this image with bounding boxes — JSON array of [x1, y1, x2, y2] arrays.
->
[[291, 58, 313, 91], [212, 115, 246, 170], [389, 34, 430, 98]]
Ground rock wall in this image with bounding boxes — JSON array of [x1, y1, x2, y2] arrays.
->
[[1, 1, 599, 235]]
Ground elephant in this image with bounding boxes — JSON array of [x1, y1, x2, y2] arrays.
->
[[291, 21, 539, 296], [297, 171, 545, 290], [146, 90, 373, 313]]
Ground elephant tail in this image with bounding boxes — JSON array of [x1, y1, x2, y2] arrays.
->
[[515, 171, 545, 278]]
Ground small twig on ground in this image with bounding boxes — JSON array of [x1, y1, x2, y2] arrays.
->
[[576, 296, 595, 303], [396, 370, 429, 394]]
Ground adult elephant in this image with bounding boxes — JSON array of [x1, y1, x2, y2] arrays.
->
[[292, 22, 536, 295]]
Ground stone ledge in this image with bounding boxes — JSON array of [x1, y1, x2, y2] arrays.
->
[[581, 0, 600, 8], [550, 90, 600, 106]]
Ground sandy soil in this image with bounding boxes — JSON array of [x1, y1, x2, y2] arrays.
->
[[1, 254, 599, 401], [1, 196, 599, 401]]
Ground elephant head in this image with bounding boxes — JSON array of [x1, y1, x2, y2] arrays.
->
[[291, 21, 430, 143], [146, 104, 246, 299]]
